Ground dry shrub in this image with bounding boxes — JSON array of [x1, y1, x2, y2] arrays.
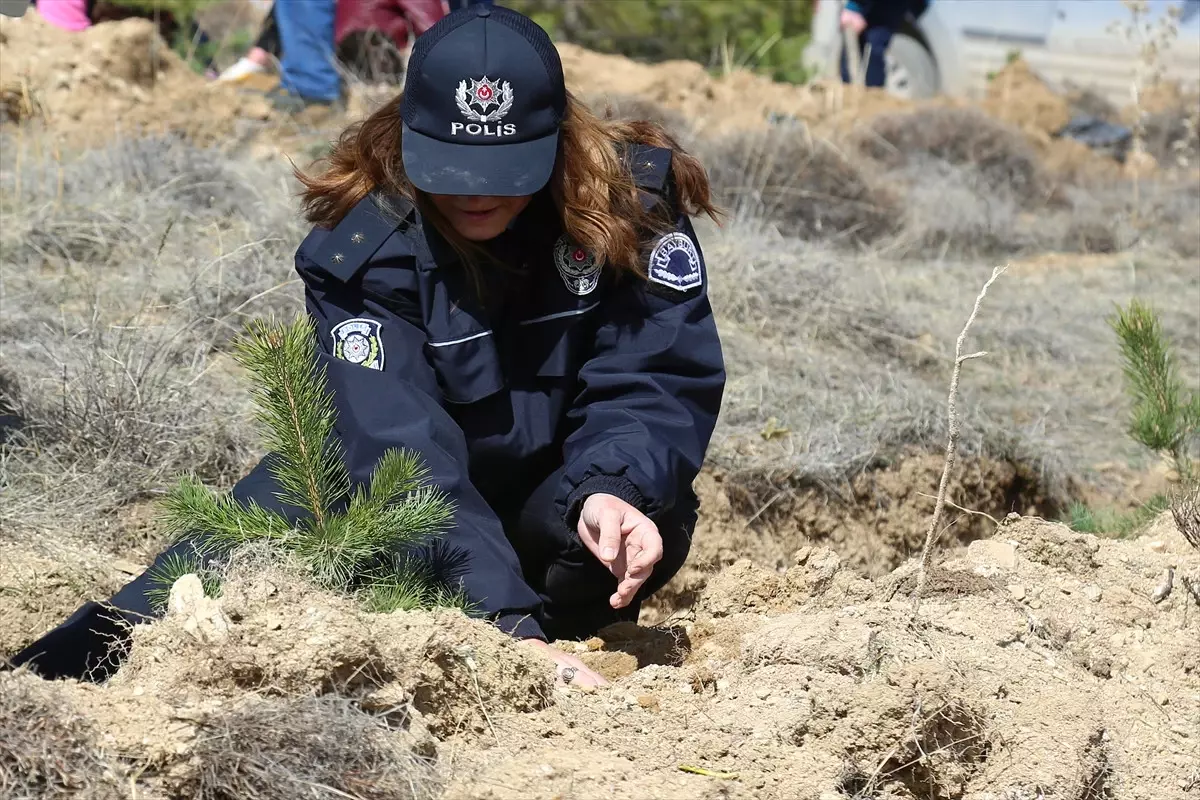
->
[[0, 672, 126, 800], [1172, 485, 1200, 550], [1142, 105, 1200, 167], [185, 694, 440, 800], [699, 125, 900, 242], [858, 106, 1047, 203], [3, 318, 248, 495], [891, 157, 1026, 257]]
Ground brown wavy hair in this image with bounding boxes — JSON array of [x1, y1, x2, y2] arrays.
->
[[296, 91, 720, 282]]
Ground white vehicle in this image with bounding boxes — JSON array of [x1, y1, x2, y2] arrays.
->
[[804, 0, 1200, 104]]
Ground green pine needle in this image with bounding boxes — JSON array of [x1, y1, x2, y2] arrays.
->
[[360, 556, 474, 614], [232, 317, 350, 527], [160, 475, 293, 554], [1064, 494, 1170, 538], [146, 551, 223, 613], [1109, 299, 1199, 480]]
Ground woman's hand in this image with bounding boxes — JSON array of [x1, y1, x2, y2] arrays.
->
[[520, 638, 610, 688], [577, 493, 663, 610]]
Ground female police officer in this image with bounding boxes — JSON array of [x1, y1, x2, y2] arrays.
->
[[11, 5, 724, 689]]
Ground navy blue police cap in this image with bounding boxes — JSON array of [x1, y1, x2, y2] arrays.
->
[[401, 5, 567, 197]]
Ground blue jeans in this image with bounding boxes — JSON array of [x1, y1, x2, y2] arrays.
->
[[840, 25, 895, 88], [274, 0, 341, 102]]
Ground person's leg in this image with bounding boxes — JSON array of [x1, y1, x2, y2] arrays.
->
[[256, 2, 281, 60], [507, 469, 695, 641], [272, 0, 341, 103], [6, 456, 304, 681], [861, 24, 895, 88]]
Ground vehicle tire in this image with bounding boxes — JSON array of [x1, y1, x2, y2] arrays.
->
[[885, 33, 939, 99]]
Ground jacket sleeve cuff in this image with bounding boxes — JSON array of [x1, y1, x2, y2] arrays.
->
[[565, 474, 647, 528], [495, 612, 547, 642]]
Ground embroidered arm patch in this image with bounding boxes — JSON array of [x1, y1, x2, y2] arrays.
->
[[647, 232, 703, 292], [331, 318, 385, 371]]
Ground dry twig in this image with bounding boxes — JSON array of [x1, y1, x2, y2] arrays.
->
[[911, 266, 1007, 621]]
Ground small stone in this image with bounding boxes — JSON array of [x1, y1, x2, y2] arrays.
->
[[637, 694, 660, 711], [968, 540, 1018, 570], [1083, 584, 1103, 603], [1007, 584, 1027, 601], [1155, 693, 1171, 707], [1028, 599, 1043, 610], [755, 687, 771, 700], [1147, 540, 1166, 553], [679, 682, 695, 694], [585, 637, 605, 651], [792, 546, 812, 565], [716, 679, 731, 692], [132, 686, 144, 697]]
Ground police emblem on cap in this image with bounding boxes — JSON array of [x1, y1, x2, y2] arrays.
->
[[647, 232, 703, 292], [331, 318, 384, 371], [454, 76, 515, 135], [553, 235, 601, 296]]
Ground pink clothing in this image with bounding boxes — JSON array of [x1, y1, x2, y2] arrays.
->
[[37, 0, 92, 31]]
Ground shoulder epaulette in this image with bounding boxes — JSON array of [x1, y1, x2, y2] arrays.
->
[[312, 192, 415, 282], [626, 143, 672, 193]]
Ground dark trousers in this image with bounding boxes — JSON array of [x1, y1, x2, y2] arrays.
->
[[840, 24, 896, 88], [8, 459, 693, 681]]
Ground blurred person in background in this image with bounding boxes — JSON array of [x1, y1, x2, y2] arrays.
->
[[220, 0, 449, 93], [217, 1, 280, 83], [839, 0, 930, 88], [265, 0, 343, 111]]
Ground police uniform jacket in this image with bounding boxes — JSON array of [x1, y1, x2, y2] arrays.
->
[[277, 145, 725, 640]]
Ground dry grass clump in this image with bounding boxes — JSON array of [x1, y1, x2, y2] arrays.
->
[[0, 672, 126, 800], [699, 125, 901, 242], [185, 694, 441, 800], [857, 106, 1047, 202], [1142, 104, 1200, 167], [0, 134, 304, 539], [1172, 485, 1200, 550]]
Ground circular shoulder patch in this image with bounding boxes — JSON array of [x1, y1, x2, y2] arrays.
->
[[648, 232, 702, 292], [553, 235, 601, 296], [331, 318, 384, 371]]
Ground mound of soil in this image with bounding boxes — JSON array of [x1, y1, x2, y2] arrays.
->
[[982, 58, 1073, 140], [0, 15, 270, 147], [558, 43, 910, 136], [448, 515, 1200, 800], [3, 513, 1196, 799]]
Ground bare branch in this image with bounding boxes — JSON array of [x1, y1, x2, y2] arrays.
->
[[911, 265, 1007, 621]]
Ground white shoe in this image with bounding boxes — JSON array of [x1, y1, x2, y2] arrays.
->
[[218, 57, 268, 83]]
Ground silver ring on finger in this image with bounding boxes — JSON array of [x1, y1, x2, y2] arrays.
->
[[561, 666, 577, 684]]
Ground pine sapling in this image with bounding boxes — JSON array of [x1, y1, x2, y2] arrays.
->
[[1109, 299, 1200, 482], [154, 316, 460, 611]]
